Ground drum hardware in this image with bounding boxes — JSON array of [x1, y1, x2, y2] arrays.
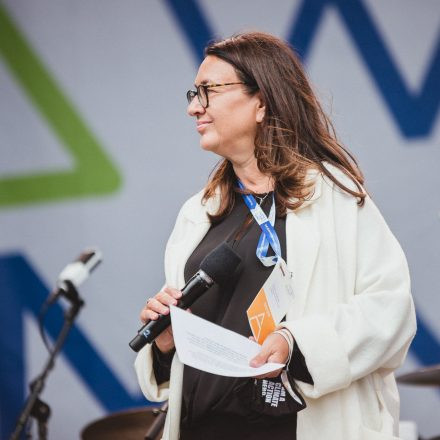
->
[[144, 401, 168, 440], [397, 364, 440, 440], [81, 406, 165, 440], [396, 364, 440, 387]]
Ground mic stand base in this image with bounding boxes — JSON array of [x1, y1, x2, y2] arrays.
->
[[27, 396, 51, 440]]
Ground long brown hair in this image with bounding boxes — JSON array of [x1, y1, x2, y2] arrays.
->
[[202, 32, 365, 223]]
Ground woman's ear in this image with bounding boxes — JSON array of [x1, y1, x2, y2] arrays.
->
[[256, 94, 265, 123]]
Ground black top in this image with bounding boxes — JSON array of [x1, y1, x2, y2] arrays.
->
[[152, 191, 312, 440]]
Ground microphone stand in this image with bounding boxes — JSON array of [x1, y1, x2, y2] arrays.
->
[[10, 282, 85, 440]]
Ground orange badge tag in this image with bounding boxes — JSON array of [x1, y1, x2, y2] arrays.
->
[[246, 258, 294, 344], [247, 287, 277, 344]]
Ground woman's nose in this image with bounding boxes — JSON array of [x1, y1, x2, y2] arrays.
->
[[187, 96, 205, 116]]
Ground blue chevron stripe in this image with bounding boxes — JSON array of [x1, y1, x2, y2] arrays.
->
[[165, 0, 440, 138], [163, 0, 214, 63], [288, 0, 440, 138], [0, 254, 147, 438]]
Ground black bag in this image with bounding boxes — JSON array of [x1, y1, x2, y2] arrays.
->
[[234, 371, 306, 422]]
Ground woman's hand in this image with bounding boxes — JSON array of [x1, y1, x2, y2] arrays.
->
[[140, 286, 182, 353], [249, 332, 290, 379]]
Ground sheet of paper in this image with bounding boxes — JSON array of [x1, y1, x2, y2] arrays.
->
[[170, 306, 284, 377]]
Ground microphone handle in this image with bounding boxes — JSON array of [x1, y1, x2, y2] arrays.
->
[[129, 272, 212, 352]]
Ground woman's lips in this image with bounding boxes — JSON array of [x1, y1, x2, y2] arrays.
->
[[197, 121, 212, 132]]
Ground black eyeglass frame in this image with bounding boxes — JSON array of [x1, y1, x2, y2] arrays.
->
[[186, 82, 245, 108]]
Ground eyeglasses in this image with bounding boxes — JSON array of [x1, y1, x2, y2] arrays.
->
[[186, 82, 245, 108]]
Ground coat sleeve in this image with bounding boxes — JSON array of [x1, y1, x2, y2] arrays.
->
[[133, 197, 192, 401], [281, 178, 417, 399], [134, 343, 171, 402]]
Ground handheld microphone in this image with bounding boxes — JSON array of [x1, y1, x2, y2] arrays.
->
[[49, 248, 103, 303], [129, 242, 241, 352]]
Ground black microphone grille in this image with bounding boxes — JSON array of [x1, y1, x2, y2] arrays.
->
[[199, 242, 242, 286]]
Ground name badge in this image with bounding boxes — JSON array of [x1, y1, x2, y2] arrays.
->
[[246, 257, 294, 344]]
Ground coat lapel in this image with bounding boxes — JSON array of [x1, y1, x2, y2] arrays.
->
[[285, 208, 320, 318], [285, 171, 322, 318]]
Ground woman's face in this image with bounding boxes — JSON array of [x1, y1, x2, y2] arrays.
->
[[187, 55, 265, 163]]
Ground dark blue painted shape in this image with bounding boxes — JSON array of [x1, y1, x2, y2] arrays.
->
[[164, 0, 440, 138], [411, 314, 440, 366], [287, 0, 327, 60], [0, 254, 147, 439], [0, 254, 26, 439], [288, 0, 440, 138], [334, 0, 440, 138], [163, 0, 214, 63]]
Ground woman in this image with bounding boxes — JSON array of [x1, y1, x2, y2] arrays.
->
[[135, 32, 416, 440]]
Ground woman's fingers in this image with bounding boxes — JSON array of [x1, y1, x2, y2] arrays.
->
[[250, 344, 271, 368], [163, 286, 182, 300], [140, 307, 158, 323], [253, 368, 283, 380], [249, 333, 289, 379], [148, 297, 172, 315], [139, 286, 183, 323], [137, 286, 181, 353]]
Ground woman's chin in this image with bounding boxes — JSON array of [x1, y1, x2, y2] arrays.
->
[[199, 138, 218, 153]]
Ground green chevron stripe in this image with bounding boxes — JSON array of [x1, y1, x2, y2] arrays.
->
[[0, 4, 122, 207]]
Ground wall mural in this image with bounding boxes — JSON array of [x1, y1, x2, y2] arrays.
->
[[0, 0, 438, 438]]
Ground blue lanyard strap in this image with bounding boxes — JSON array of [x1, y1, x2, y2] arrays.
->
[[237, 180, 282, 267]]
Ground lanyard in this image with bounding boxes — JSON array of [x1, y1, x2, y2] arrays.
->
[[237, 180, 282, 267]]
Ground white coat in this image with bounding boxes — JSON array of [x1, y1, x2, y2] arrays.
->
[[135, 165, 416, 440]]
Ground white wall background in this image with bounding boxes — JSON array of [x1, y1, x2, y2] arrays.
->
[[0, 1, 439, 438]]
